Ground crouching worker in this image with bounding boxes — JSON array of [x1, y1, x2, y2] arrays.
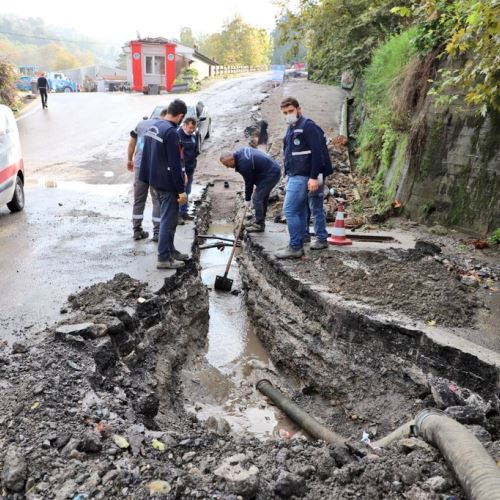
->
[[220, 147, 281, 232], [139, 99, 189, 270]]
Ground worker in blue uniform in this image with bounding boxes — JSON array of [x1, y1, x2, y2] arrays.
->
[[275, 96, 332, 259], [220, 147, 281, 232], [139, 99, 189, 270], [177, 117, 199, 224]]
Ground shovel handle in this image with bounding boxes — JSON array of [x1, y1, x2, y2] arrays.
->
[[223, 206, 248, 278]]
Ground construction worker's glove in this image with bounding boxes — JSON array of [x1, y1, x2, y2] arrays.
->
[[244, 200, 251, 208], [178, 192, 188, 206]]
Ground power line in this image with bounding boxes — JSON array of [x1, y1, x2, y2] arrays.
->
[[0, 29, 122, 46]]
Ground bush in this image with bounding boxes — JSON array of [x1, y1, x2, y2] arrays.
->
[[488, 228, 500, 245], [355, 29, 418, 209], [0, 59, 19, 109]]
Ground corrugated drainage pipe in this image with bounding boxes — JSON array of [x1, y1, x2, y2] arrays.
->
[[415, 408, 500, 500], [256, 379, 345, 446]]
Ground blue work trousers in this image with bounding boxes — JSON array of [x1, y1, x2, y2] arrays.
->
[[253, 170, 281, 226], [307, 187, 328, 241], [157, 190, 179, 262]]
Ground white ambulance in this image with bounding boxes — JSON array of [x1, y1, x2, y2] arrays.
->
[[0, 104, 24, 212]]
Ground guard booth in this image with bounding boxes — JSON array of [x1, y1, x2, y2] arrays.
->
[[126, 38, 177, 94]]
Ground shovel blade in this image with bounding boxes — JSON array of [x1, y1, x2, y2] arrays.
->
[[214, 275, 233, 292]]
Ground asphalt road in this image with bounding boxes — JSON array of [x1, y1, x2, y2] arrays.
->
[[0, 73, 270, 342]]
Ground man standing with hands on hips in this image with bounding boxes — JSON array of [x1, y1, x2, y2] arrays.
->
[[139, 99, 189, 270], [275, 97, 332, 259]]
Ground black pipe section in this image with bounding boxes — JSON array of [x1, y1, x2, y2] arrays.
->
[[198, 235, 235, 243], [256, 379, 345, 446], [415, 409, 500, 500]]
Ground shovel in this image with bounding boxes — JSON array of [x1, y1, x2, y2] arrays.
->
[[214, 206, 248, 292]]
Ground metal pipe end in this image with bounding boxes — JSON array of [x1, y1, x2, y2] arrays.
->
[[414, 408, 447, 434], [256, 379, 273, 391]]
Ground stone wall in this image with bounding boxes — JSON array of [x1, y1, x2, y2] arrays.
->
[[393, 105, 500, 236]]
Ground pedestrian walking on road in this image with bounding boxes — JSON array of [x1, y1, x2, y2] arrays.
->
[[275, 97, 332, 259], [177, 117, 199, 224], [139, 99, 189, 269], [220, 147, 281, 232], [127, 113, 165, 241], [37, 73, 49, 109]]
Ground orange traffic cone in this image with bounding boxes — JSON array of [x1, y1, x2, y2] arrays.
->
[[327, 201, 352, 246]]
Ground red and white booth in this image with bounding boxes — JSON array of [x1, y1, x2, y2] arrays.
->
[[128, 39, 177, 93]]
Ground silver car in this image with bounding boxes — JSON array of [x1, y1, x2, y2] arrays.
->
[[150, 100, 211, 153]]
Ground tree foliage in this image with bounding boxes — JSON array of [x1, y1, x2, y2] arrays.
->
[[0, 59, 20, 108], [406, 0, 500, 114], [179, 27, 195, 47], [271, 15, 307, 65], [278, 0, 499, 112], [198, 16, 271, 66], [277, 0, 413, 80], [0, 14, 117, 68]]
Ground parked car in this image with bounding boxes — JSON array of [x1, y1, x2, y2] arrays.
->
[[16, 76, 34, 92], [285, 68, 308, 78], [150, 100, 211, 152], [0, 105, 25, 212]]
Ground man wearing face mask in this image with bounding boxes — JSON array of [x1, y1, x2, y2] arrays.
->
[[275, 96, 332, 259], [139, 99, 189, 269]]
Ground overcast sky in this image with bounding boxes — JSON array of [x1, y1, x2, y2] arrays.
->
[[4, 0, 283, 44]]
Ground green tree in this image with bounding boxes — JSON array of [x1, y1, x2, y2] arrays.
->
[[0, 59, 19, 109], [277, 0, 413, 81], [198, 15, 271, 66], [180, 27, 195, 47]]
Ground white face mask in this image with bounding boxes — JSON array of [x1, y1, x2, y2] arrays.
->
[[286, 113, 298, 125]]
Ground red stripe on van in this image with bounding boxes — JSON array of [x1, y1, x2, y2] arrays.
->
[[0, 159, 23, 185]]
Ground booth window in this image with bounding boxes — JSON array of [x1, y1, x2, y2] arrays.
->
[[145, 56, 165, 75]]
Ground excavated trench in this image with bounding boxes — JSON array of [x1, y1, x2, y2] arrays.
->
[[2, 191, 499, 499], [180, 223, 304, 440]]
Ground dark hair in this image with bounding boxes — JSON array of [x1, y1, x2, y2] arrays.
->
[[159, 108, 168, 117], [167, 99, 187, 117], [280, 97, 300, 109], [184, 116, 197, 126]]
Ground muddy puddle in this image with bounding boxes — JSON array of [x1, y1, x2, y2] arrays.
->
[[181, 224, 303, 440]]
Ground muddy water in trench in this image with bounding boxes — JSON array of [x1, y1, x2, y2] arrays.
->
[[181, 224, 302, 440]]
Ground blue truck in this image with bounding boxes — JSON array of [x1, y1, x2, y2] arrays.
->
[[46, 72, 78, 93]]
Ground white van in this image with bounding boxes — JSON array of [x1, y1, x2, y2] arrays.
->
[[0, 104, 25, 212]]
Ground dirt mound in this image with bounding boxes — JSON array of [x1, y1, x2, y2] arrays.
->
[[290, 248, 478, 327]]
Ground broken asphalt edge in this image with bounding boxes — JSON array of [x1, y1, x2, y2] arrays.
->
[[241, 232, 500, 398]]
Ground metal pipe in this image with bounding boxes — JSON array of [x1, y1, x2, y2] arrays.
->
[[199, 242, 239, 250], [415, 409, 500, 500], [198, 235, 235, 243], [256, 379, 345, 446]]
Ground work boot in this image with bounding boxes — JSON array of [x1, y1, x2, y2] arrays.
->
[[157, 259, 185, 270], [274, 246, 304, 259], [178, 218, 185, 226], [172, 249, 190, 261], [152, 233, 159, 242], [245, 223, 265, 233], [181, 213, 194, 221], [133, 230, 149, 240], [310, 239, 328, 250]]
